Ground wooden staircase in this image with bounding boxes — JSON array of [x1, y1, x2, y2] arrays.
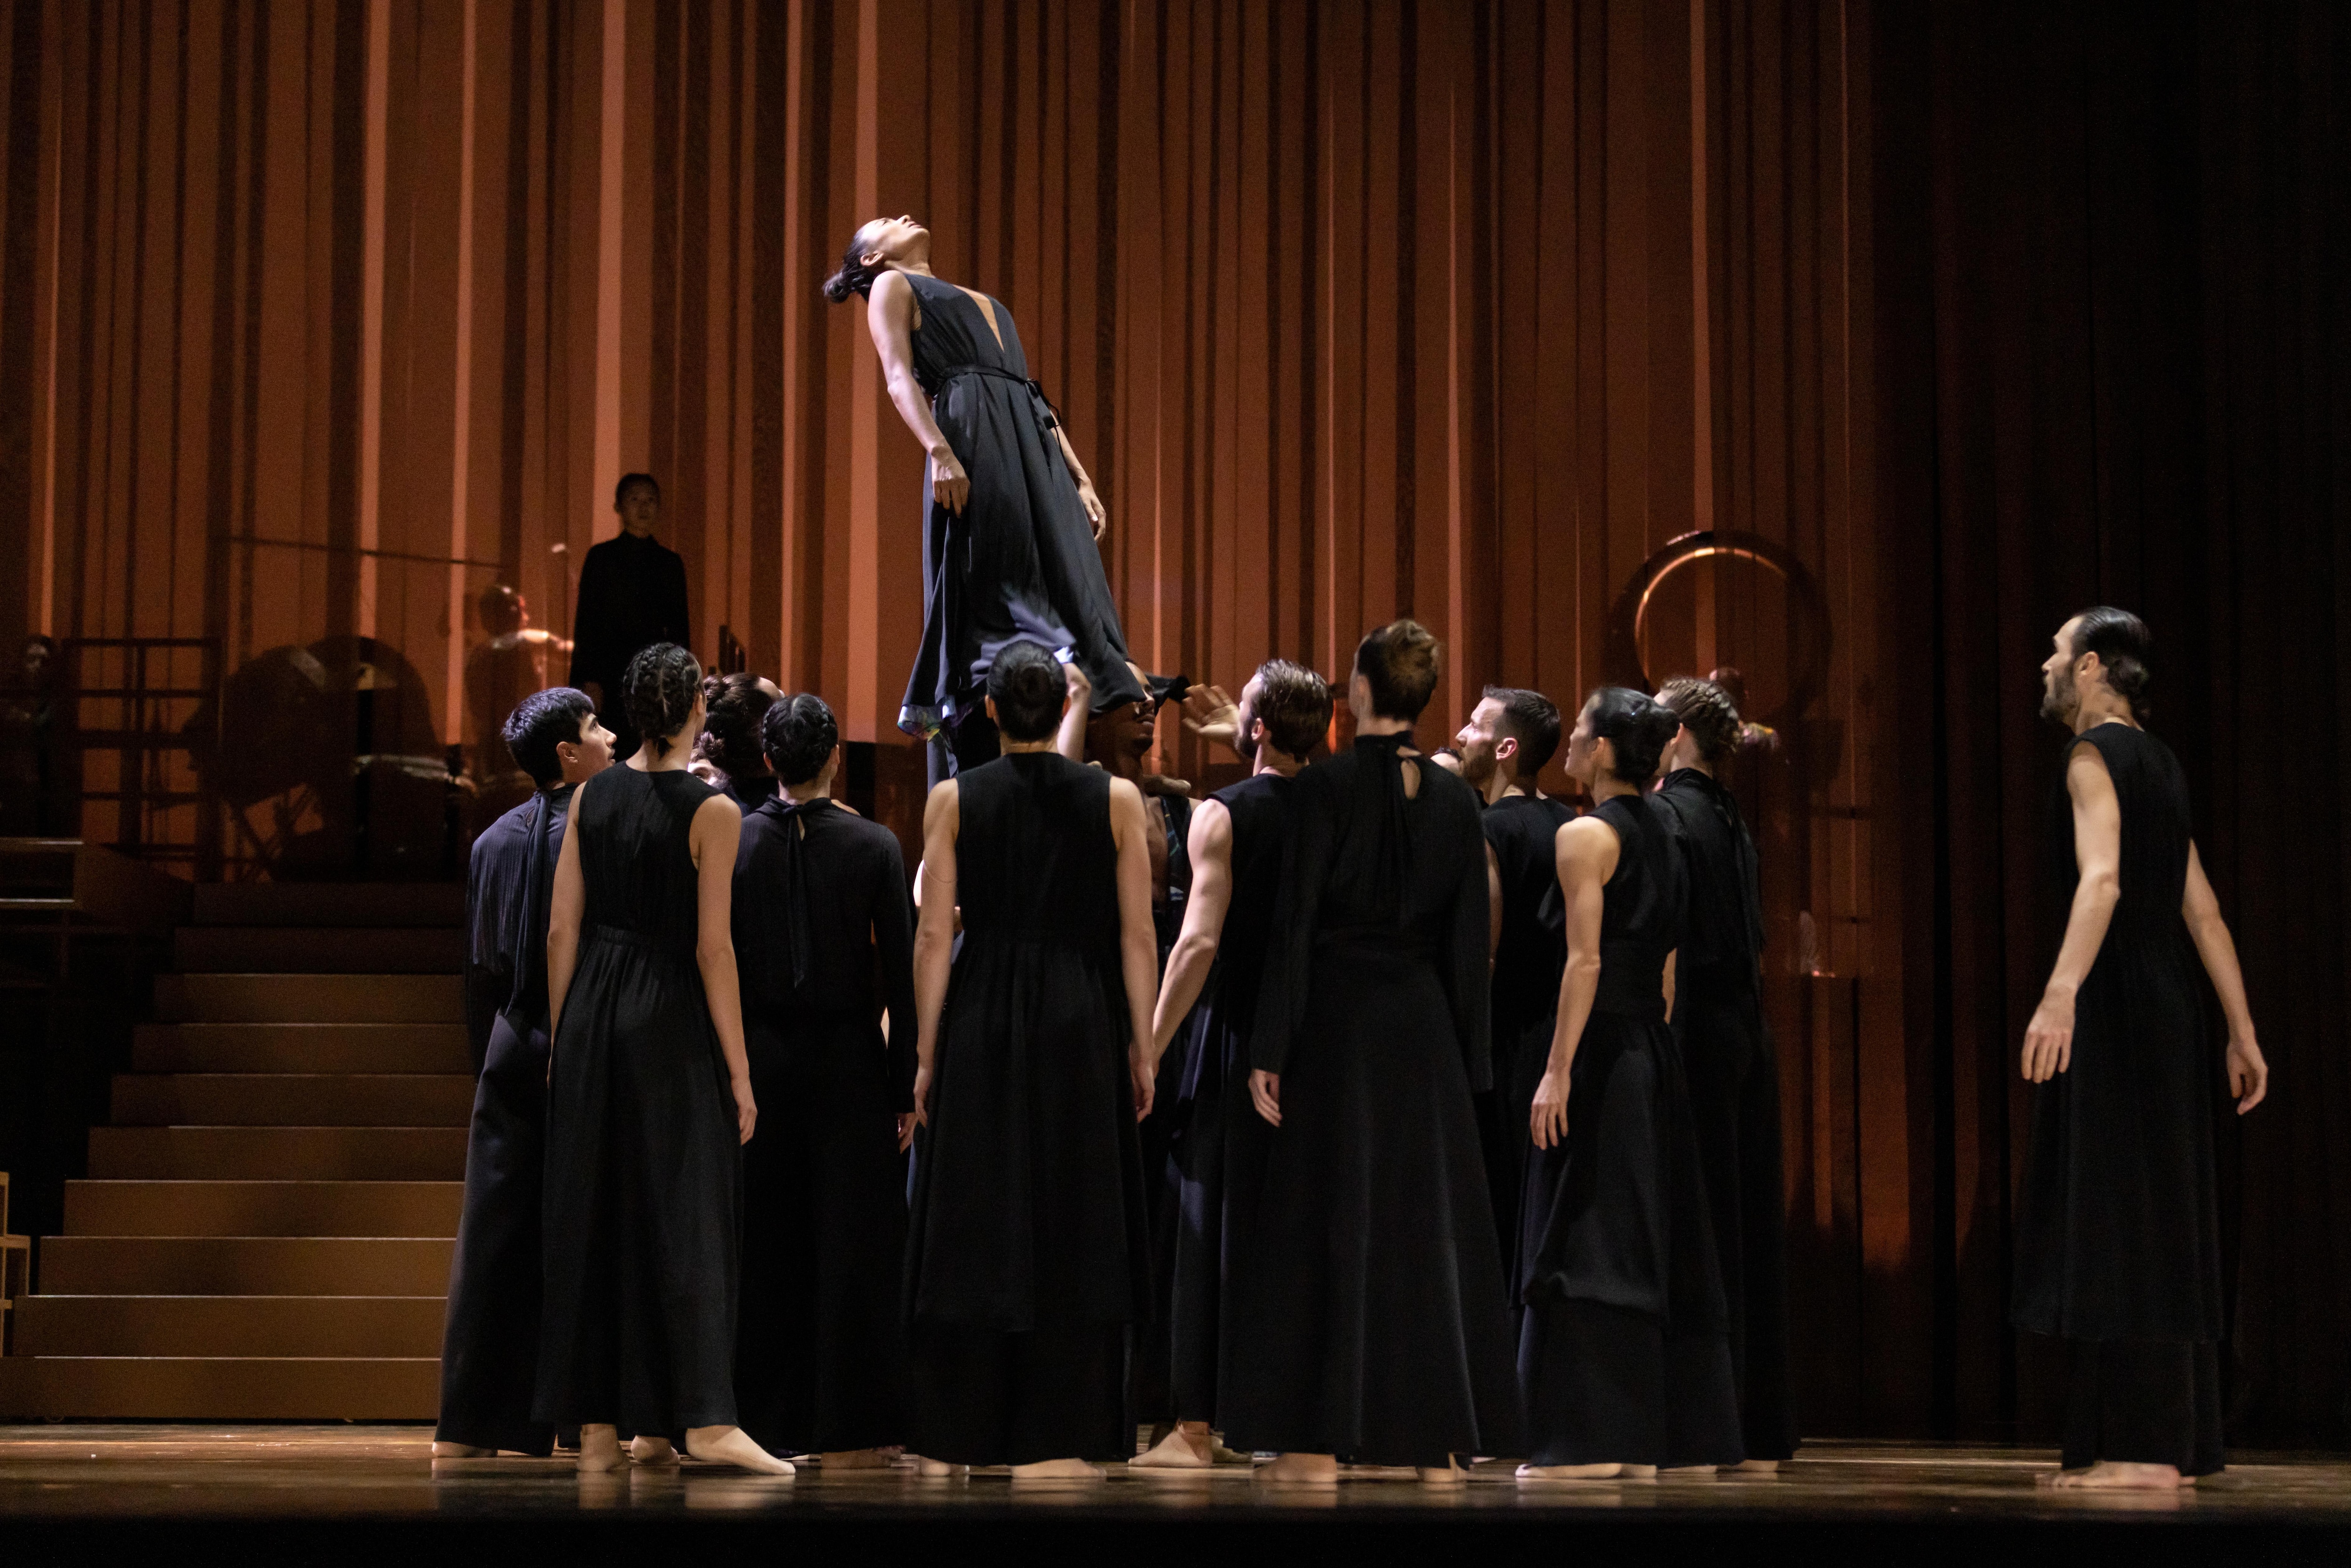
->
[[0, 882, 468, 1418]]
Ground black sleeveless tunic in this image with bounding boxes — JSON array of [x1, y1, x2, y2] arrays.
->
[[534, 766, 741, 1433], [2013, 723, 2224, 1343], [1224, 735, 1523, 1465], [898, 274, 1144, 740], [1656, 766, 1797, 1460], [1164, 770, 1295, 1423], [1479, 792, 1579, 1294], [1517, 791, 1740, 1467]]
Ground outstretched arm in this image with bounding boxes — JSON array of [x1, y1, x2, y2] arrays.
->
[[865, 270, 970, 516], [1152, 800, 1232, 1057], [2183, 840, 2267, 1112], [2022, 741, 2122, 1085]]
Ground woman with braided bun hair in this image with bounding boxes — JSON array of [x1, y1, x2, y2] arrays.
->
[[534, 642, 790, 1474], [1654, 676, 1795, 1468], [824, 216, 1145, 782], [1516, 687, 1742, 1478]]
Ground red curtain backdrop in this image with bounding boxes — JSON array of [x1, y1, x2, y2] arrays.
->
[[0, 0, 2338, 1444]]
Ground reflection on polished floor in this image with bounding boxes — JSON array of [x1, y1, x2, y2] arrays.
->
[[3, 1427, 2349, 1530]]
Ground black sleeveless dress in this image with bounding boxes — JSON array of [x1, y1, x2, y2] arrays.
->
[[899, 273, 1144, 749], [1165, 770, 1295, 1425], [730, 797, 917, 1457], [1480, 792, 1579, 1305], [1656, 767, 1796, 1461], [534, 766, 742, 1434], [903, 752, 1152, 1464], [1225, 736, 1523, 1465], [2013, 722, 2224, 1474], [1517, 792, 1741, 1467]]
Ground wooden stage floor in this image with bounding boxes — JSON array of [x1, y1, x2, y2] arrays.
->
[[3, 1426, 2348, 1562]]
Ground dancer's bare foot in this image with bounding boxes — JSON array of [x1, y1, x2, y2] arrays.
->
[[820, 1449, 891, 1470], [1518, 1461, 1628, 1480], [1660, 1464, 1720, 1479], [685, 1425, 794, 1474], [577, 1425, 624, 1474], [430, 1442, 494, 1458], [913, 1455, 968, 1478], [1258, 1452, 1339, 1483], [1729, 1458, 1781, 1474], [2039, 1461, 2182, 1490], [629, 1434, 678, 1465], [1131, 1422, 1215, 1470], [1010, 1457, 1105, 1480], [1417, 1457, 1467, 1487]]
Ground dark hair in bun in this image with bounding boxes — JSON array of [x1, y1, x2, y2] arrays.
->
[[1354, 618, 1441, 721], [986, 641, 1067, 742], [1583, 686, 1680, 784], [762, 693, 840, 786], [698, 672, 777, 781], [1655, 676, 1742, 768], [2068, 605, 2154, 722], [822, 225, 879, 304], [623, 642, 703, 759]]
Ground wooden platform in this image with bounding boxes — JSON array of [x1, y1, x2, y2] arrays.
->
[[0, 1430, 2346, 1564]]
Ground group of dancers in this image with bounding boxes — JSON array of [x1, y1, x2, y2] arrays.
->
[[428, 210, 2268, 1490], [430, 615, 1799, 1482]]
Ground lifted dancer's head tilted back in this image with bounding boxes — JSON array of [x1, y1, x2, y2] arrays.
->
[[822, 215, 933, 302]]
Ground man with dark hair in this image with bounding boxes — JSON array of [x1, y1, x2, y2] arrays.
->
[[902, 638, 1160, 1477], [568, 473, 690, 757], [1454, 684, 1576, 1280], [2016, 608, 2266, 1489], [1131, 658, 1331, 1468], [435, 688, 613, 1458], [730, 692, 920, 1467]]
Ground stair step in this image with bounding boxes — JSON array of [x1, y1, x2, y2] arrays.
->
[[174, 926, 466, 974], [0, 1355, 438, 1419], [88, 1126, 468, 1180], [15, 1294, 445, 1356], [39, 1236, 455, 1294], [193, 882, 464, 929], [63, 1181, 462, 1237], [155, 973, 465, 1024], [132, 1022, 474, 1074], [110, 1074, 476, 1127]]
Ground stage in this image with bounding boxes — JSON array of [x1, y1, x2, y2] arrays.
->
[[2, 1427, 2347, 1563]]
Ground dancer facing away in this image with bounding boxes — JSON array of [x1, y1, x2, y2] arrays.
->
[[902, 640, 1160, 1478], [1225, 621, 1523, 1485], [1454, 686, 1575, 1291], [823, 217, 1146, 780], [534, 643, 789, 1474], [698, 672, 785, 814], [731, 693, 918, 1468], [435, 689, 612, 1459], [1654, 677, 1796, 1469], [1519, 688, 1742, 1480], [2014, 608, 2266, 1489], [568, 474, 689, 758], [1131, 661, 1333, 1470]]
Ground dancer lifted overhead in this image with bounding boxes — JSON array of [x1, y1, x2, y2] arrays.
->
[[1225, 621, 1522, 1485], [824, 217, 1145, 782], [2014, 607, 2266, 1489], [902, 640, 1159, 1478], [534, 643, 789, 1475]]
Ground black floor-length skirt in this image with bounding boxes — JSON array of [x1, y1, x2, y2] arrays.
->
[[734, 1011, 911, 1455], [2060, 1337, 2224, 1475], [535, 930, 742, 1433], [435, 1006, 555, 1455], [1518, 1013, 1741, 1467], [1219, 944, 1523, 1465]]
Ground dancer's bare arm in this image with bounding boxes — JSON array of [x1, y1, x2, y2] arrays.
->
[[544, 780, 589, 1050], [2023, 742, 2122, 1085], [1109, 778, 1160, 1118], [865, 271, 970, 515], [1053, 424, 1109, 540], [1055, 662, 1092, 764], [2183, 840, 2268, 1112], [689, 795, 755, 1144], [1152, 800, 1232, 1057], [910, 780, 961, 1127], [1531, 817, 1617, 1151]]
